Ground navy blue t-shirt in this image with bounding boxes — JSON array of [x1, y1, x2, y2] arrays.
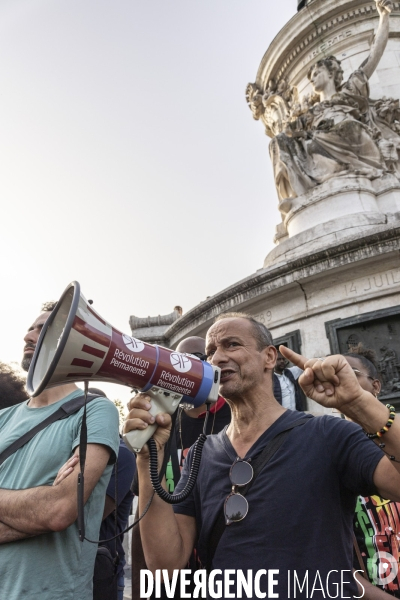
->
[[173, 410, 384, 599], [100, 439, 136, 576]]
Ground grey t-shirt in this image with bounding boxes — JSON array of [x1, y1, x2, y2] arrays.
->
[[0, 390, 120, 600]]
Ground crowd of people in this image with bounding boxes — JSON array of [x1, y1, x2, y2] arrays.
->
[[0, 302, 399, 599]]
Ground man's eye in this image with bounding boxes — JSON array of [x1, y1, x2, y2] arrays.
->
[[206, 350, 215, 358], [228, 342, 239, 348]]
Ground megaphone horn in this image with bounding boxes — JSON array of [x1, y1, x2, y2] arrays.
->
[[27, 282, 220, 452]]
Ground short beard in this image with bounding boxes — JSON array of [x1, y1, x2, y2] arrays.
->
[[21, 355, 32, 372]]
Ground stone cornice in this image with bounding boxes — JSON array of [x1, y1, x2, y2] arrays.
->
[[255, 0, 400, 88], [165, 224, 400, 344]]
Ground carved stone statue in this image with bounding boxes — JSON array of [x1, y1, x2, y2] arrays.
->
[[248, 0, 399, 204]]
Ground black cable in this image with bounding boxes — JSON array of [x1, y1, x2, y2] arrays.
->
[[84, 408, 181, 543], [202, 402, 211, 435], [84, 491, 155, 544], [84, 403, 211, 540], [82, 411, 178, 545], [148, 402, 211, 504]]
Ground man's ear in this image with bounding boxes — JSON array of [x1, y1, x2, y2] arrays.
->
[[262, 345, 277, 371]]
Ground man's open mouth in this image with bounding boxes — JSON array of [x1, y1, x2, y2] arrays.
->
[[220, 369, 236, 382]]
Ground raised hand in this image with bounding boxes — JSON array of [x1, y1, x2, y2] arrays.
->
[[376, 0, 393, 16], [279, 346, 368, 412]]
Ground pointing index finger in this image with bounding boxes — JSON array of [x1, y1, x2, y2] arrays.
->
[[279, 345, 307, 370]]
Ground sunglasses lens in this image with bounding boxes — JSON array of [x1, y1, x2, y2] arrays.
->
[[230, 460, 253, 486], [225, 493, 248, 524]]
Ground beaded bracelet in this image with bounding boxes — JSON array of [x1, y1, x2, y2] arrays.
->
[[366, 404, 396, 440]]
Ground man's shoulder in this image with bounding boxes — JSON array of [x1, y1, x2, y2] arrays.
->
[[78, 395, 119, 419], [0, 401, 25, 421], [0, 402, 37, 441], [303, 413, 372, 445], [277, 411, 354, 437], [72, 396, 120, 457], [297, 413, 356, 431]]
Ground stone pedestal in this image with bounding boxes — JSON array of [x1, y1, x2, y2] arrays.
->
[[268, 174, 400, 263]]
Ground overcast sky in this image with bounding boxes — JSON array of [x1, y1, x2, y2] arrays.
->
[[0, 0, 297, 402]]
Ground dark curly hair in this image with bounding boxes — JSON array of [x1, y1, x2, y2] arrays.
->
[[343, 343, 380, 381], [307, 55, 344, 91], [0, 362, 28, 409]]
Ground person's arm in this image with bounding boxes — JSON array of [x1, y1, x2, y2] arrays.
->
[[54, 461, 117, 520], [280, 347, 400, 502], [0, 522, 35, 544], [361, 0, 392, 79], [52, 449, 118, 520], [102, 495, 115, 520], [102, 443, 136, 520], [0, 443, 111, 538], [124, 393, 197, 575], [131, 505, 148, 599]]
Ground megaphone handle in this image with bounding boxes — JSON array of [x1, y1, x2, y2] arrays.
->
[[123, 387, 182, 453]]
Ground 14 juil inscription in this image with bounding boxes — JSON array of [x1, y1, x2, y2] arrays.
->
[[345, 270, 400, 296]]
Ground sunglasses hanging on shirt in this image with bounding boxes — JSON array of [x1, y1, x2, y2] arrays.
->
[[224, 459, 254, 525]]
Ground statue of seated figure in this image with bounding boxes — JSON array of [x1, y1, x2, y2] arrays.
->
[[270, 0, 396, 203]]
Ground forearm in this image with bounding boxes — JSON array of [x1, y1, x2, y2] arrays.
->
[[137, 454, 190, 574], [0, 521, 36, 544], [0, 444, 112, 534], [0, 485, 75, 534], [343, 394, 400, 475], [362, 13, 390, 79]]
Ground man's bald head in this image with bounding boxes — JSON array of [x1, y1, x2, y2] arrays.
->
[[176, 336, 206, 355]]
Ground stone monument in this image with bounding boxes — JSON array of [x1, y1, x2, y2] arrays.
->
[[131, 0, 400, 412]]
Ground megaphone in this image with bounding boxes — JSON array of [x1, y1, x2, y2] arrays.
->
[[26, 281, 220, 452]]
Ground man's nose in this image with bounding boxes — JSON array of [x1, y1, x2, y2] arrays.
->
[[210, 346, 228, 366], [24, 330, 37, 346]]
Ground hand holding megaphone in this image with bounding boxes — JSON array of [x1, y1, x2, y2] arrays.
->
[[124, 392, 172, 457]]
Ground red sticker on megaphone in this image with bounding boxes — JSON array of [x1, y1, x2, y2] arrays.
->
[[98, 328, 157, 388]]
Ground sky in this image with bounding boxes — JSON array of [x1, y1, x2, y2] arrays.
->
[[0, 0, 297, 404]]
